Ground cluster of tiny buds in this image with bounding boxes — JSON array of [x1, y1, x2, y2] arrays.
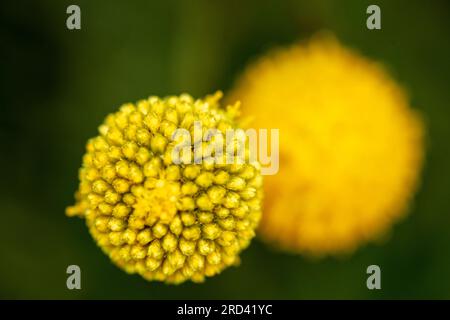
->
[[66, 92, 263, 284]]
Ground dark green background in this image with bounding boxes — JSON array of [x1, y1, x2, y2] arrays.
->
[[1, 0, 449, 299]]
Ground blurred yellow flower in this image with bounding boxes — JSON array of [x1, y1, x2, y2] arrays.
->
[[66, 92, 263, 283], [228, 35, 425, 255]]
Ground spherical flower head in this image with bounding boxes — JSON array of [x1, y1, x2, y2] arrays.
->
[[66, 92, 263, 284], [228, 34, 425, 256]]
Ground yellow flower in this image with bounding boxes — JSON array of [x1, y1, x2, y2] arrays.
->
[[66, 92, 263, 283], [228, 35, 425, 255]]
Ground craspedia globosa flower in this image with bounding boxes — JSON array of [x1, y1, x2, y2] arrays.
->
[[228, 34, 425, 255], [66, 92, 263, 284]]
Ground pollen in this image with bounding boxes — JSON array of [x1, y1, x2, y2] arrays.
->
[[228, 34, 425, 256], [66, 92, 263, 283]]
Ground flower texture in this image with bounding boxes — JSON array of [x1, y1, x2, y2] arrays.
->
[[228, 35, 425, 255], [66, 92, 263, 283]]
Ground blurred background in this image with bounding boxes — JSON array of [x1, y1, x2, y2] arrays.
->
[[1, 0, 449, 299]]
